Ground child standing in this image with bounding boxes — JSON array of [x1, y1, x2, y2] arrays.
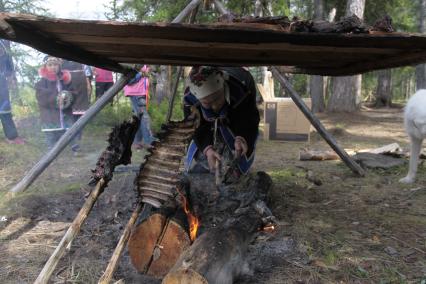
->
[[35, 56, 74, 150]]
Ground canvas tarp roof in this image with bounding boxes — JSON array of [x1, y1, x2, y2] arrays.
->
[[1, 13, 426, 76]]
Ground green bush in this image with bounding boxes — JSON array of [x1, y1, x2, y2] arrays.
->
[[10, 85, 39, 119], [149, 94, 184, 132]]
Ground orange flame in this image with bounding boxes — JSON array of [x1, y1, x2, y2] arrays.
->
[[262, 224, 275, 233], [177, 188, 199, 242]]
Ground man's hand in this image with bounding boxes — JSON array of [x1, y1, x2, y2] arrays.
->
[[234, 136, 248, 158], [204, 146, 222, 172]]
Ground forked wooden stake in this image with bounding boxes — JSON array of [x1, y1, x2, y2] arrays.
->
[[34, 178, 106, 284], [98, 203, 144, 284]]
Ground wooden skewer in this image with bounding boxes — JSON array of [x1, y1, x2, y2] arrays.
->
[[98, 203, 144, 284], [34, 179, 106, 284]]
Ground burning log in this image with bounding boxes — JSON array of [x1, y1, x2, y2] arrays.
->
[[128, 211, 191, 277], [162, 172, 275, 284]]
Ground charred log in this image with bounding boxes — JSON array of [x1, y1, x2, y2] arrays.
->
[[162, 172, 275, 284]]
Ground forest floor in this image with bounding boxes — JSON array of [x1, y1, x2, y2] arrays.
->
[[0, 106, 425, 284]]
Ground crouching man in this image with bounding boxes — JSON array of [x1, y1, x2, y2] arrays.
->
[[184, 66, 260, 183]]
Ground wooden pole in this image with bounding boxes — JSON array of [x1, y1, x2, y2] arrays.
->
[[98, 203, 148, 284], [166, 4, 199, 123], [270, 67, 365, 176], [171, 0, 203, 24], [9, 71, 136, 194], [213, 0, 229, 15], [34, 178, 106, 284]]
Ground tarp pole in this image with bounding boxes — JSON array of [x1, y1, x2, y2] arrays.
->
[[213, 0, 229, 15], [9, 71, 136, 194], [270, 67, 365, 176], [172, 0, 203, 23]]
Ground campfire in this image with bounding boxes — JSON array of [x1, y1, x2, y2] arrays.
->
[[128, 171, 276, 283]]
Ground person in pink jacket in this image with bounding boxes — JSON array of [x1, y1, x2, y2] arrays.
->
[[123, 65, 156, 149], [93, 67, 113, 100]]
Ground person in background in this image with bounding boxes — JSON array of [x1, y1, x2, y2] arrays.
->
[[0, 40, 25, 144], [83, 65, 93, 102], [62, 60, 90, 153], [123, 65, 156, 149], [93, 67, 114, 101], [184, 66, 260, 183], [35, 56, 75, 151]]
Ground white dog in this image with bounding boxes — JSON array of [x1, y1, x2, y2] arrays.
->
[[399, 89, 426, 183]]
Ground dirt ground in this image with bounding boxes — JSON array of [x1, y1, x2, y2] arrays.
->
[[0, 106, 425, 284]]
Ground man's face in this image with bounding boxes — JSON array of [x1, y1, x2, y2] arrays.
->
[[199, 88, 226, 113], [46, 61, 60, 74]]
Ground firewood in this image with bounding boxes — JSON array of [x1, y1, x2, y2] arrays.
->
[[357, 143, 401, 155], [128, 213, 190, 278], [299, 149, 340, 161], [163, 216, 259, 284], [162, 172, 275, 284]]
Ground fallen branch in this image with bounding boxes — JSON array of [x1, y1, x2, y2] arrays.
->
[[357, 143, 401, 155]]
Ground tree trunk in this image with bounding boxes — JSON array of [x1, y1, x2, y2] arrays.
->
[[255, 0, 262, 17], [375, 69, 392, 107], [310, 0, 325, 113], [155, 65, 170, 104], [327, 0, 365, 112], [416, 0, 426, 90], [327, 76, 359, 112]]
